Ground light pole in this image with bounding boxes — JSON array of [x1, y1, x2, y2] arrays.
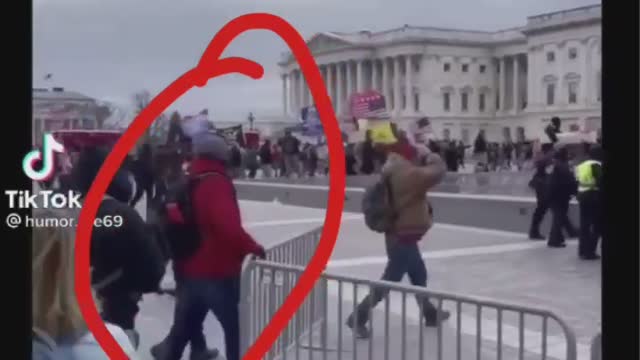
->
[[248, 112, 255, 130]]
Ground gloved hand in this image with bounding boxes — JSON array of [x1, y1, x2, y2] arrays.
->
[[253, 245, 267, 260]]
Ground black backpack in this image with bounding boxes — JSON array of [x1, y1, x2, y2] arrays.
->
[[160, 172, 223, 261]]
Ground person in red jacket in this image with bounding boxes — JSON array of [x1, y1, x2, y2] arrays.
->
[[160, 132, 265, 360]]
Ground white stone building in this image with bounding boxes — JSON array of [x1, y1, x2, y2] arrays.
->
[[278, 4, 601, 143], [32, 87, 99, 145]]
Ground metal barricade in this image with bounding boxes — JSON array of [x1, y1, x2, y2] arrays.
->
[[241, 227, 326, 359], [265, 226, 323, 267], [241, 261, 578, 360]]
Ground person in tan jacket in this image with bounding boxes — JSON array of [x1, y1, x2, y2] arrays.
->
[[347, 144, 451, 338]]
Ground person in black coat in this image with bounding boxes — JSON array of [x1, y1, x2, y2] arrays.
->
[[72, 147, 166, 349], [130, 144, 155, 209], [547, 147, 579, 248], [444, 141, 459, 172], [528, 143, 554, 239], [545, 116, 562, 144]]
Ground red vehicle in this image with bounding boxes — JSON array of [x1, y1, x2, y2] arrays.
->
[[51, 129, 123, 152]]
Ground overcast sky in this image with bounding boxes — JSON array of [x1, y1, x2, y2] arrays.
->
[[33, 0, 599, 123]]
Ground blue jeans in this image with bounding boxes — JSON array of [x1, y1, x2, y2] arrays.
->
[[166, 277, 240, 360], [349, 235, 438, 326]]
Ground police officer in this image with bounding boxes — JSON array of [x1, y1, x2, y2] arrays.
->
[[547, 147, 579, 248], [576, 146, 603, 260]]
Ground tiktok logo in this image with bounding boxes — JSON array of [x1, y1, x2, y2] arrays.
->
[[22, 133, 65, 181]]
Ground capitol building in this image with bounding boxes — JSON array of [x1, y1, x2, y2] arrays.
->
[[278, 4, 601, 143]]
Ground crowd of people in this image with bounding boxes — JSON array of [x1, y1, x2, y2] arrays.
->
[[33, 127, 266, 360], [527, 117, 603, 259], [222, 128, 544, 181], [32, 115, 602, 359]]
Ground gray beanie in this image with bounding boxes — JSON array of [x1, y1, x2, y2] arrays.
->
[[191, 132, 230, 162]]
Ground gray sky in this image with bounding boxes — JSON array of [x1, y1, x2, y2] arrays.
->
[[33, 0, 599, 123]]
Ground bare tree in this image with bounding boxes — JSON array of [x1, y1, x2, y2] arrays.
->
[[98, 101, 129, 130], [132, 90, 169, 146]]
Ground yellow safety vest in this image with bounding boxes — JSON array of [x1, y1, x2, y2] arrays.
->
[[575, 160, 601, 192]]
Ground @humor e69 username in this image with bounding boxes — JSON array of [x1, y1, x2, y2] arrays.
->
[[5, 213, 123, 229]]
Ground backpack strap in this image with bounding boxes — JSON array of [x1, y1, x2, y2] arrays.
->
[[92, 268, 124, 292]]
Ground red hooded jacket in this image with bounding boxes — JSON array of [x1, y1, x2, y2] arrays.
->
[[175, 157, 264, 279]]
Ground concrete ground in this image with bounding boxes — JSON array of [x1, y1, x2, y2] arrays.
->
[[135, 200, 600, 360]]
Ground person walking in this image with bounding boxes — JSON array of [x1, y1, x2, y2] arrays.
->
[[528, 143, 554, 240], [346, 145, 450, 338], [150, 154, 219, 360], [244, 143, 260, 179], [259, 139, 273, 178], [575, 146, 603, 260], [130, 143, 155, 209], [72, 147, 166, 349], [278, 129, 301, 178], [158, 132, 265, 360], [547, 147, 579, 248]]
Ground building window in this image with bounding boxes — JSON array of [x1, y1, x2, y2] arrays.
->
[[496, 91, 500, 110], [568, 82, 578, 104], [444, 63, 451, 72], [568, 48, 578, 60], [461, 93, 469, 112], [479, 65, 486, 73], [546, 83, 556, 106], [479, 93, 486, 112], [443, 92, 451, 112], [462, 64, 469, 72], [414, 62, 420, 73], [546, 51, 555, 62], [402, 94, 406, 110], [414, 93, 420, 112]]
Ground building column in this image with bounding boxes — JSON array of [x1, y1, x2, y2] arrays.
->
[[282, 74, 288, 117], [336, 62, 344, 115], [405, 55, 414, 113], [581, 40, 590, 105], [499, 57, 506, 112], [355, 60, 364, 92], [288, 71, 295, 115], [346, 61, 353, 107], [393, 56, 402, 114], [371, 59, 378, 91], [513, 55, 520, 113], [382, 58, 391, 110], [326, 63, 335, 110], [300, 74, 308, 108], [526, 49, 535, 111]]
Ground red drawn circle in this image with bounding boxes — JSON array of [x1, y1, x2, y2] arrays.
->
[[74, 13, 346, 360]]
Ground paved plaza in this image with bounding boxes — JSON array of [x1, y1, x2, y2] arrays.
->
[[136, 200, 600, 360]]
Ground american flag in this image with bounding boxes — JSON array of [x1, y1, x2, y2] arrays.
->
[[349, 90, 388, 119]]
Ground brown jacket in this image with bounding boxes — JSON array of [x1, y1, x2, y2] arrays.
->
[[382, 152, 446, 236]]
